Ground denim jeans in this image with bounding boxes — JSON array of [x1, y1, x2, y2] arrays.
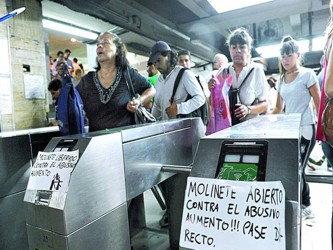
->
[[322, 141, 333, 168]]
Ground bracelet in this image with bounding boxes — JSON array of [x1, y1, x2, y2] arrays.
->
[[246, 105, 251, 114]]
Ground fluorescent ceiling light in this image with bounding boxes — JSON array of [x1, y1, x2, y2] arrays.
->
[[42, 19, 98, 40], [256, 44, 281, 58], [256, 39, 310, 58], [208, 0, 273, 13], [312, 36, 326, 51]]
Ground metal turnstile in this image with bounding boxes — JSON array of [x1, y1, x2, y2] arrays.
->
[[0, 127, 60, 250], [24, 118, 204, 250], [188, 114, 301, 250]]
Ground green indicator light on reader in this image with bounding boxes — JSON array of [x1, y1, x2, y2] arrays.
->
[[218, 163, 258, 181]]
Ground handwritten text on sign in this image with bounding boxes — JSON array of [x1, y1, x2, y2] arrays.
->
[[27, 150, 79, 193], [180, 177, 285, 250]]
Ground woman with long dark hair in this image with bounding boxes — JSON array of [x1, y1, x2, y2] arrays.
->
[[76, 32, 155, 132]]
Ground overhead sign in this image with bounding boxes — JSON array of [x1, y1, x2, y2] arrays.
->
[[27, 150, 79, 193], [180, 177, 285, 250]]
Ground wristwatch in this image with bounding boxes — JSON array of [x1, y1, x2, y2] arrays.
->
[[246, 105, 252, 114]]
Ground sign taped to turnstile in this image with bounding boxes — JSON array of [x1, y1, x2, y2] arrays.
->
[[27, 150, 79, 193], [180, 177, 285, 250]]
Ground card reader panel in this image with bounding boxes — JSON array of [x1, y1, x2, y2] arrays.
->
[[216, 140, 268, 181]]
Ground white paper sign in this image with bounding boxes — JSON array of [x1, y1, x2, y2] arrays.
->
[[180, 177, 285, 250], [24, 74, 45, 99], [27, 150, 79, 193]]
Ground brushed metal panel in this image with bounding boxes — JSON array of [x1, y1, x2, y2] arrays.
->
[[54, 133, 126, 234], [124, 126, 197, 200], [0, 135, 32, 198], [26, 203, 130, 250], [0, 192, 29, 250], [68, 203, 130, 250]]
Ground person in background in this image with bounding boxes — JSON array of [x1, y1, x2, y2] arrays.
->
[[51, 51, 64, 79], [205, 53, 229, 84], [76, 31, 155, 132], [316, 1, 333, 244], [146, 62, 160, 109], [79, 63, 85, 75], [47, 78, 62, 126], [316, 0, 333, 174], [150, 41, 205, 121], [213, 53, 229, 70], [265, 76, 278, 114], [72, 68, 82, 87], [208, 28, 268, 127], [273, 35, 320, 220], [177, 49, 210, 98], [149, 41, 205, 231], [64, 49, 74, 75], [72, 57, 81, 77]]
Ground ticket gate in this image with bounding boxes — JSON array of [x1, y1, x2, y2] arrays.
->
[[24, 118, 204, 250], [0, 127, 60, 250], [187, 114, 301, 250]]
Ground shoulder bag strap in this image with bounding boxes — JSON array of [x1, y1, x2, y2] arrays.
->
[[170, 68, 187, 103], [236, 67, 255, 103], [124, 67, 136, 99], [238, 67, 254, 89]]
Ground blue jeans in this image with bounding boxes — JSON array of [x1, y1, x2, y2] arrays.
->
[[322, 141, 333, 168]]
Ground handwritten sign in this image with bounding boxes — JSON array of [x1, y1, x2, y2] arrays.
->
[[180, 177, 285, 250], [27, 150, 79, 193]]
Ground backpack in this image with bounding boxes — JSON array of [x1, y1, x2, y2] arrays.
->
[[322, 97, 333, 145], [56, 64, 85, 135], [171, 68, 209, 126]]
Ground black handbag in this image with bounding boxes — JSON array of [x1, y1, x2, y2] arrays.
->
[[124, 67, 156, 124], [229, 67, 254, 125]]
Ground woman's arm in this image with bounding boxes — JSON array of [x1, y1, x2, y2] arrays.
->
[[309, 82, 321, 115], [272, 93, 284, 114]]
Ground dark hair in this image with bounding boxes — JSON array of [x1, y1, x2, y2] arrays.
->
[[95, 32, 129, 70], [48, 79, 62, 91], [168, 51, 178, 67], [280, 35, 299, 55], [177, 49, 191, 58], [57, 51, 64, 57], [64, 49, 71, 54], [279, 35, 300, 76], [267, 77, 277, 89], [73, 57, 78, 63], [226, 27, 253, 49]]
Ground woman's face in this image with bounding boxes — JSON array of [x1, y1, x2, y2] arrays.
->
[[280, 52, 299, 71], [229, 43, 250, 66], [96, 33, 118, 64]]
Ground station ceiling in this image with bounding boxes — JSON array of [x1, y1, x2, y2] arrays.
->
[[45, 0, 330, 68]]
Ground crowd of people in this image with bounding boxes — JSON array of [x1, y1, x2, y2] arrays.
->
[[47, 3, 333, 234]]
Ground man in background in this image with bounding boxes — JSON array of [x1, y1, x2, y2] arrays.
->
[[177, 49, 210, 98], [146, 62, 160, 109]]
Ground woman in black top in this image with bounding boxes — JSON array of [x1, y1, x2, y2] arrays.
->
[[76, 31, 155, 132]]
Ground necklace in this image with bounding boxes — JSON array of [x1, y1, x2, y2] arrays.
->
[[94, 67, 121, 104], [286, 68, 299, 74]]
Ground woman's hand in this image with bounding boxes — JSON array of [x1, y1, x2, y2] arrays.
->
[[234, 104, 250, 119], [126, 97, 141, 113]]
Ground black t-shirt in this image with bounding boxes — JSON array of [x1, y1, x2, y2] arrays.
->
[[76, 67, 152, 132]]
